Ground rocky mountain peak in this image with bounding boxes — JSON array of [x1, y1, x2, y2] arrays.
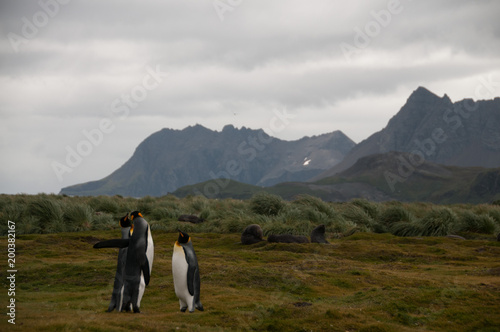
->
[[312, 87, 500, 181]]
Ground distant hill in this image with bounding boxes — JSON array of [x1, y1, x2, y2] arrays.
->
[[173, 152, 500, 204], [60, 125, 355, 197], [312, 87, 500, 181]]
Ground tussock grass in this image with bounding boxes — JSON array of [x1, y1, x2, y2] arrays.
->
[[457, 210, 499, 234], [29, 197, 65, 233], [137, 196, 155, 215], [92, 212, 115, 230], [487, 208, 500, 232], [292, 194, 337, 217], [250, 192, 286, 216], [1, 194, 499, 240], [64, 203, 94, 232], [380, 205, 415, 226], [420, 208, 457, 237], [17, 215, 42, 235], [340, 204, 378, 232], [89, 195, 120, 214], [350, 198, 381, 220], [390, 221, 424, 237]]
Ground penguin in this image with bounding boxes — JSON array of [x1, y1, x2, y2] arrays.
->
[[94, 211, 154, 313], [172, 231, 204, 313], [107, 213, 131, 312]]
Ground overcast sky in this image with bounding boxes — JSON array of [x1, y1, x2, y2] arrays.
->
[[1, 0, 499, 195]]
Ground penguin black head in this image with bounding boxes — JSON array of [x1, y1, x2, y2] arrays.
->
[[130, 211, 143, 220], [119, 213, 131, 228], [177, 230, 190, 244]]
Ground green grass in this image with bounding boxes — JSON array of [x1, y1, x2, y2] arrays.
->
[[1, 230, 499, 331]]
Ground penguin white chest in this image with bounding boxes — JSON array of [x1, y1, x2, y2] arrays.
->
[[172, 243, 192, 302]]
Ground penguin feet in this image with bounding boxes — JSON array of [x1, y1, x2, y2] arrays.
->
[[107, 302, 116, 312], [195, 302, 204, 311], [121, 302, 132, 312], [180, 306, 188, 312]]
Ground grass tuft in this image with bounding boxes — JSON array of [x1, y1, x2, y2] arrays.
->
[[380, 205, 415, 226], [250, 192, 286, 216], [420, 208, 457, 236], [64, 203, 94, 231], [29, 197, 65, 232], [457, 210, 498, 234]]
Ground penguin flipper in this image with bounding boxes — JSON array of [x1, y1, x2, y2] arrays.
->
[[187, 264, 196, 296], [182, 246, 197, 296], [142, 256, 151, 286], [93, 239, 130, 249]]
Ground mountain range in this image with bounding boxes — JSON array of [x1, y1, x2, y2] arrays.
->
[[60, 86, 500, 202], [60, 125, 355, 197]]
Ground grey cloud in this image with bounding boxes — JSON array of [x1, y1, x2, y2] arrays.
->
[[1, 1, 499, 194]]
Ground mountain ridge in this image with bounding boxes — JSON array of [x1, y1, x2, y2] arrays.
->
[[60, 124, 355, 197]]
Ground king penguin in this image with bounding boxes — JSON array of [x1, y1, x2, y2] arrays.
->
[[107, 213, 131, 312], [172, 231, 204, 313], [94, 211, 154, 313]]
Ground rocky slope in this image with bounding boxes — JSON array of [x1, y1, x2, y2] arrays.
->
[[313, 87, 500, 180]]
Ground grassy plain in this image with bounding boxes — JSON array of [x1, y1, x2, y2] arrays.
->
[[1, 230, 499, 331]]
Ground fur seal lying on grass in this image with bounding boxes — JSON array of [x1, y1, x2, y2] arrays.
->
[[267, 234, 309, 243], [310, 224, 329, 244], [241, 224, 264, 245]]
